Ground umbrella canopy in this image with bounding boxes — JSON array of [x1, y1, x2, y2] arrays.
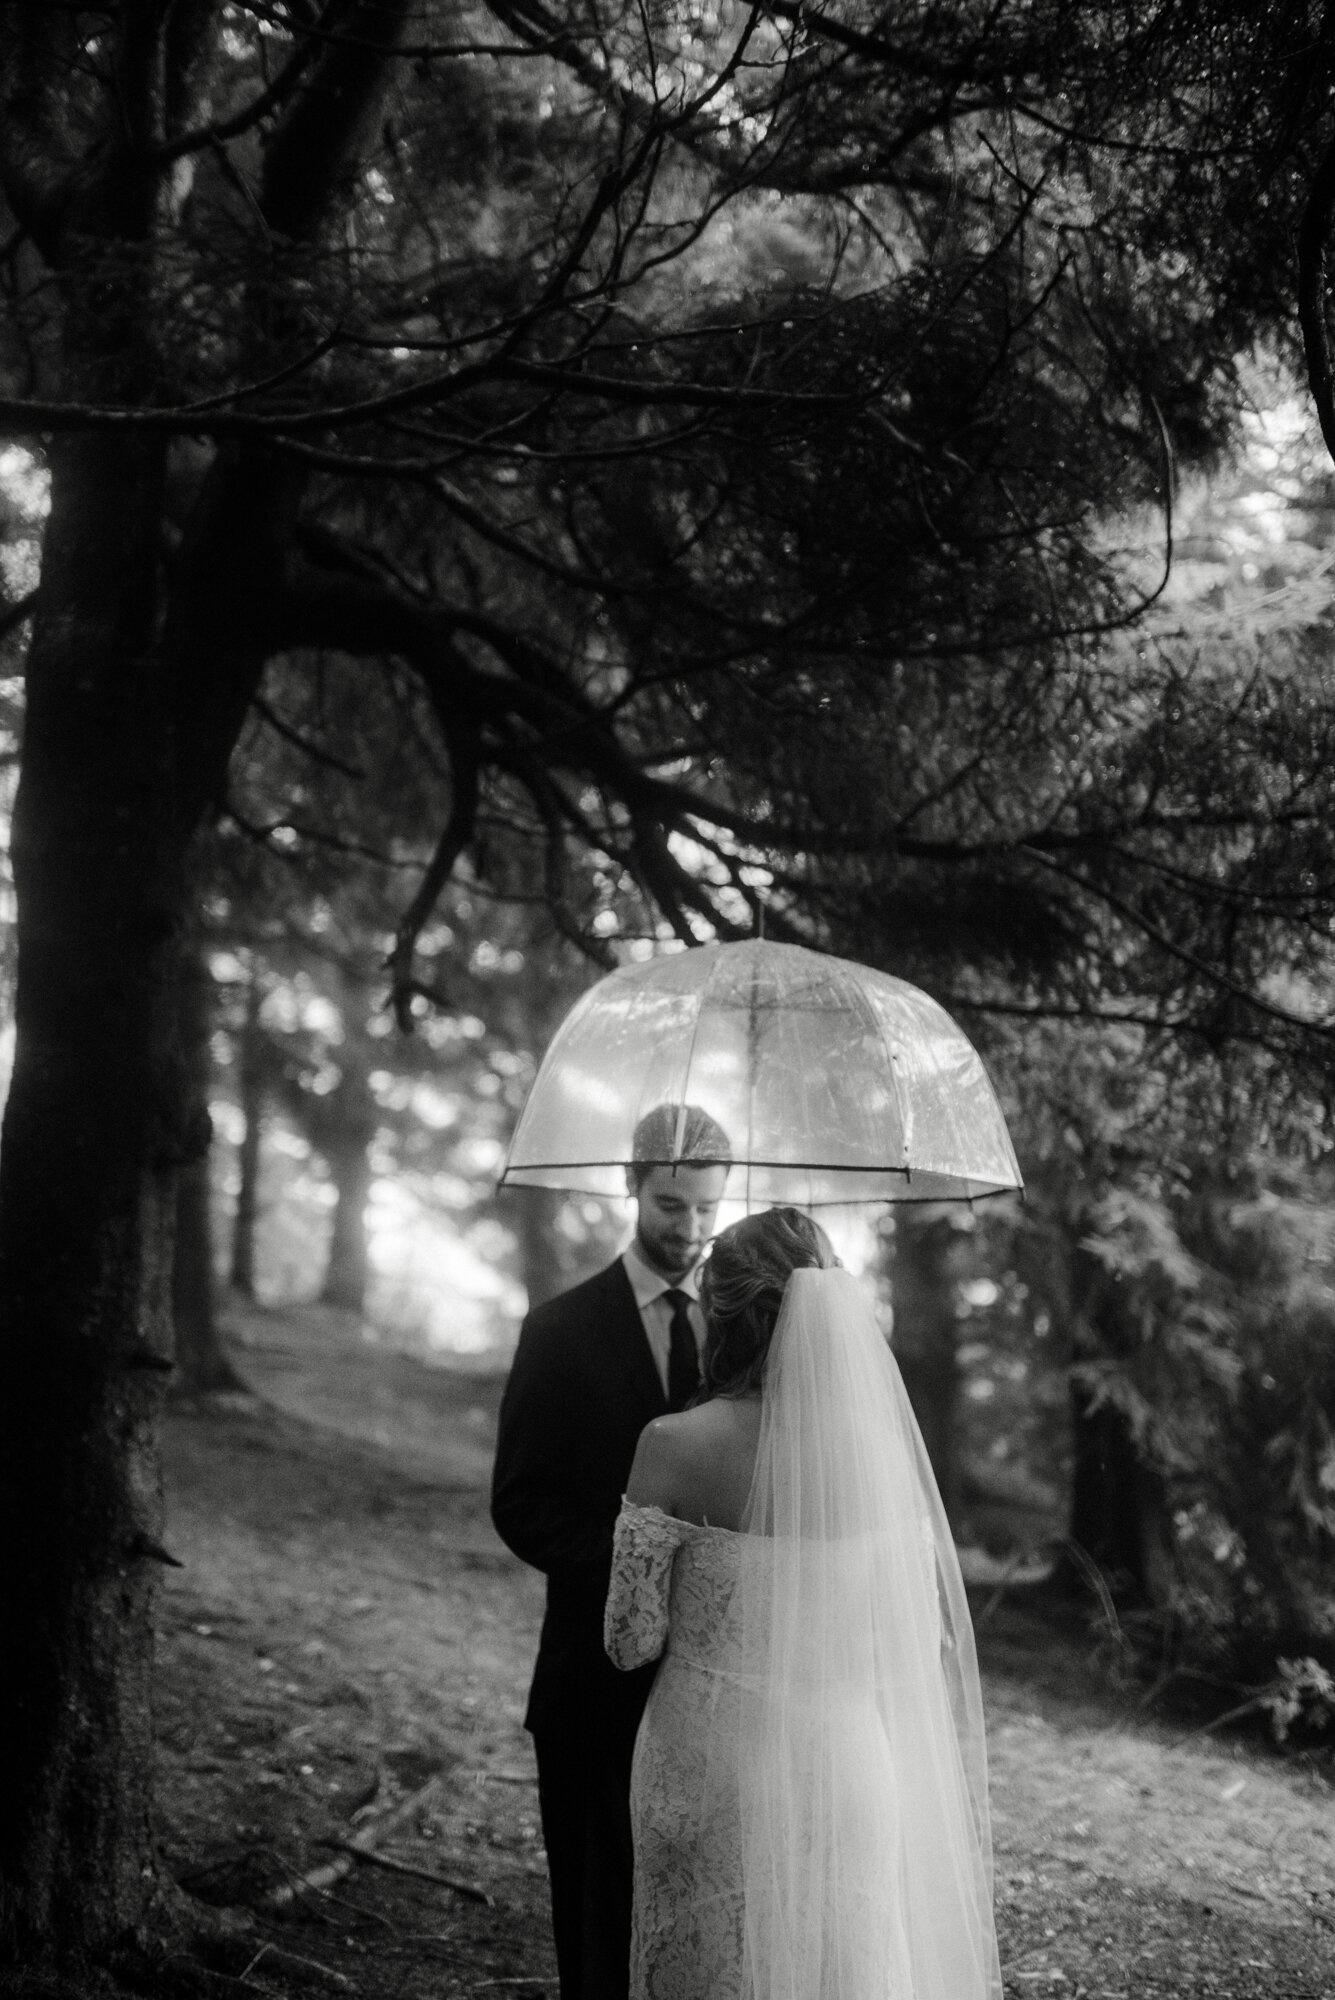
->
[[501, 939, 1022, 1206]]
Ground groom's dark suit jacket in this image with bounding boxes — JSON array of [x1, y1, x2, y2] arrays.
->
[[491, 1257, 665, 1739]]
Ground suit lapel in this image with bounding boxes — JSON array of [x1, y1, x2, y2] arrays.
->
[[598, 1258, 667, 1421]]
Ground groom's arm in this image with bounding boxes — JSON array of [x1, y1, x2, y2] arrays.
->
[[491, 1310, 614, 1578]]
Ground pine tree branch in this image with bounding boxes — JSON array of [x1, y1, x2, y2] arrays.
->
[[1016, 845, 1335, 1045]]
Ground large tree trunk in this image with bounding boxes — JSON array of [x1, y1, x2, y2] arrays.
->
[[0, 445, 291, 1958], [0, 2, 409, 1963], [0, 430, 185, 1953]]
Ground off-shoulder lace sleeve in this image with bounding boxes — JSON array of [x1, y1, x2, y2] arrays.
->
[[604, 1500, 687, 1671]]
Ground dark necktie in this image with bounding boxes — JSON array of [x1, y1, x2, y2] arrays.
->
[[664, 1288, 700, 1411]]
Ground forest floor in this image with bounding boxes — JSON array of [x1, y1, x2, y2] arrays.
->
[[130, 1303, 1335, 1999]]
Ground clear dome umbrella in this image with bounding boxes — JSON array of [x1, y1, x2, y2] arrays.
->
[[500, 939, 1022, 1207]]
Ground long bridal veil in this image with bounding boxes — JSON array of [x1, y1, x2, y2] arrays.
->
[[735, 1265, 1002, 2000]]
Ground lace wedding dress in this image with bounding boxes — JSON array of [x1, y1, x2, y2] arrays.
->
[[604, 1269, 1002, 2000], [606, 1506, 752, 1999]]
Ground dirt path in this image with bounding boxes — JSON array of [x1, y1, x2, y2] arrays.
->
[[156, 1307, 1334, 1999]]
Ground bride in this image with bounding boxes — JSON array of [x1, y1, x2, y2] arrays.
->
[[604, 1207, 1001, 2000]]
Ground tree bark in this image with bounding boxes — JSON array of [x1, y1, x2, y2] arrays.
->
[[0, 428, 185, 1953], [0, 0, 413, 1962]]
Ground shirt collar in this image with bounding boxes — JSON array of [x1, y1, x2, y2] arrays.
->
[[622, 1238, 702, 1308]]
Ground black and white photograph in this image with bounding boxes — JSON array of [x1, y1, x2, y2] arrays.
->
[[1, 5, 1334, 1998]]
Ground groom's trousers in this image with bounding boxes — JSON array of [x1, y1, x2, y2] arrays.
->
[[533, 1721, 637, 2000]]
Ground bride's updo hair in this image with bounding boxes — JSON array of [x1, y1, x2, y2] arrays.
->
[[699, 1207, 838, 1398]]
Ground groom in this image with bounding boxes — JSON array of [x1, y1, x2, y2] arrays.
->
[[491, 1102, 732, 2000]]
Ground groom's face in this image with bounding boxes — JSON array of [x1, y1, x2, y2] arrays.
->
[[631, 1163, 728, 1282]]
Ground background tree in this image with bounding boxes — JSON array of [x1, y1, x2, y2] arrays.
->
[[170, 938, 244, 1394]]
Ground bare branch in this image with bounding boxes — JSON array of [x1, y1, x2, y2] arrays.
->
[[251, 691, 366, 777], [0, 348, 849, 442]]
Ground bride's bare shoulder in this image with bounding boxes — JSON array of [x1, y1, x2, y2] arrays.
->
[[648, 1396, 757, 1454], [626, 1397, 759, 1519], [626, 1405, 703, 1481], [625, 1412, 687, 1510]]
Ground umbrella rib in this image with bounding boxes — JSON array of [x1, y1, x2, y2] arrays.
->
[[671, 946, 723, 1167], [846, 972, 914, 1175], [499, 1164, 1017, 1204], [501, 1160, 920, 1173]]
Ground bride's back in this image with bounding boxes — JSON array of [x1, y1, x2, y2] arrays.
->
[[626, 1394, 762, 1531]]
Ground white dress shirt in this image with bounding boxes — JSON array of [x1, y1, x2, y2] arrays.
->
[[622, 1240, 706, 1399]]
